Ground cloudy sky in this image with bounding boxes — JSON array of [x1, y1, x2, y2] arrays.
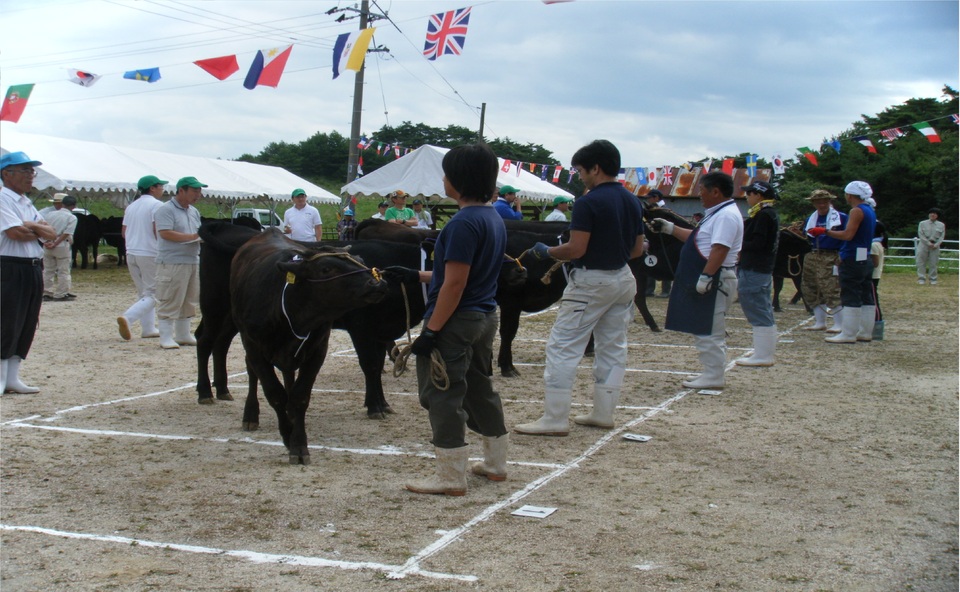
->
[[1, 0, 957, 177]]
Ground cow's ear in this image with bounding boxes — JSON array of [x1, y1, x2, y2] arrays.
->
[[277, 260, 303, 284]]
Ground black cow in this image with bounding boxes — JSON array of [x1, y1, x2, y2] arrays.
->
[[100, 216, 125, 266], [71, 212, 101, 269], [631, 207, 689, 332], [196, 222, 433, 420], [355, 217, 439, 245], [231, 229, 389, 464], [772, 227, 811, 312]]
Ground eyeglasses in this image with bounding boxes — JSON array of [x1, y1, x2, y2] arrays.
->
[[8, 168, 37, 177]]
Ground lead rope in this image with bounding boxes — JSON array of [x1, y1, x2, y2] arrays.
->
[[390, 283, 449, 391], [281, 282, 311, 358]]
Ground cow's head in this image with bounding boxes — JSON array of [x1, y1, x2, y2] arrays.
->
[[278, 247, 388, 309]]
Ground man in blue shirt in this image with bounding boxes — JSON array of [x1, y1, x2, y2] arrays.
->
[[493, 185, 523, 220], [514, 140, 645, 436]]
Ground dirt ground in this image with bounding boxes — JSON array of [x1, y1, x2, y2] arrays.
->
[[1, 265, 957, 592]]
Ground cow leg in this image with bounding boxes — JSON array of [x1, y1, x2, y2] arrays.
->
[[632, 289, 661, 332], [211, 325, 237, 401], [790, 277, 805, 307], [350, 333, 392, 419], [245, 353, 293, 451], [92, 242, 99, 270], [772, 276, 784, 312], [497, 303, 522, 377], [285, 337, 330, 465], [195, 319, 215, 402], [241, 360, 261, 431]]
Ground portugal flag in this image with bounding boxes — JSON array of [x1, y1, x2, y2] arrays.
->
[[0, 84, 34, 123]]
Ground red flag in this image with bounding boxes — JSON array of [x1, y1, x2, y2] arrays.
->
[[552, 166, 562, 183], [194, 55, 239, 80], [0, 84, 34, 123], [501, 159, 512, 173], [721, 158, 734, 175]]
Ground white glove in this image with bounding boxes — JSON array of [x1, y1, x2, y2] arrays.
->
[[696, 273, 714, 295], [651, 218, 674, 235]]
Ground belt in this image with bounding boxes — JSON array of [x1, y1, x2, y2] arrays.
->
[[812, 249, 838, 253], [0, 256, 42, 266]]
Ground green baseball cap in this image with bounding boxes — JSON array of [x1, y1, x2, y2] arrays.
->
[[499, 185, 520, 196], [176, 176, 208, 189], [137, 174, 168, 190], [553, 196, 573, 206], [291, 188, 306, 198]]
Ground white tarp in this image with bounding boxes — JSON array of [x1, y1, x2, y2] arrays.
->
[[1, 130, 339, 203], [342, 144, 574, 203]]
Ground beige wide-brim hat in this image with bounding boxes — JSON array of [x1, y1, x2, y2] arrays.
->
[[807, 189, 836, 201]]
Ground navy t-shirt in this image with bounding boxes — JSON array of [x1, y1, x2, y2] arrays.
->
[[569, 181, 644, 270], [425, 204, 507, 318]]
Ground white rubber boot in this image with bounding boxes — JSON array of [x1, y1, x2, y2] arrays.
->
[[140, 301, 159, 338], [826, 306, 844, 334], [736, 325, 777, 367], [825, 307, 860, 343], [513, 388, 572, 436], [804, 305, 827, 331], [5, 356, 39, 394], [406, 447, 468, 496], [470, 435, 509, 481], [159, 319, 180, 349], [856, 306, 877, 342], [0, 359, 8, 392], [174, 318, 197, 346], [573, 386, 621, 429], [683, 332, 726, 389]]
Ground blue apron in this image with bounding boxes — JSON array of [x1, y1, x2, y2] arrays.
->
[[664, 201, 735, 336]]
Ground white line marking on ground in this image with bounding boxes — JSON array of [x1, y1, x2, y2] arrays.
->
[[387, 389, 691, 580], [1, 414, 41, 426], [0, 524, 477, 582]]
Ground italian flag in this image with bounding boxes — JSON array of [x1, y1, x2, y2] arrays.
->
[[0, 84, 34, 123], [912, 121, 941, 143]]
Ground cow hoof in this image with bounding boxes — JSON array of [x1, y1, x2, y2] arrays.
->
[[501, 368, 521, 378], [216, 392, 234, 401], [242, 422, 259, 431], [289, 453, 311, 465], [367, 410, 387, 420], [197, 396, 215, 405], [773, 307, 782, 313], [384, 404, 395, 415]]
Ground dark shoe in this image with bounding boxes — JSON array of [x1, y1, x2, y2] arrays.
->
[[42, 294, 53, 302], [66, 293, 78, 299], [50, 295, 69, 301]]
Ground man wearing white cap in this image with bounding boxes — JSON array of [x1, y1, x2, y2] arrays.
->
[[1, 151, 58, 394], [544, 195, 573, 221], [116, 174, 167, 340], [807, 181, 877, 343]]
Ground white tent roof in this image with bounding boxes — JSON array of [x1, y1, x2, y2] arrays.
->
[[1, 130, 339, 203], [341, 144, 574, 203]]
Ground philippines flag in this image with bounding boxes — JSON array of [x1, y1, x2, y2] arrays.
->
[[853, 136, 877, 154], [702, 158, 712, 174], [244, 45, 292, 89], [423, 7, 471, 61]]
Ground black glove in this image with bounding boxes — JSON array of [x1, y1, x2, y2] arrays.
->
[[411, 328, 439, 356], [383, 266, 420, 284]]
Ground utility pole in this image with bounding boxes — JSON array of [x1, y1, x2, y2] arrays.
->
[[329, 1, 389, 197], [478, 102, 486, 142]]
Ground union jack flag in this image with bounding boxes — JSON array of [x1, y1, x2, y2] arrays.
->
[[423, 7, 471, 61], [662, 166, 673, 186]]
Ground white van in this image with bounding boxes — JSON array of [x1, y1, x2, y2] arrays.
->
[[232, 207, 282, 228]]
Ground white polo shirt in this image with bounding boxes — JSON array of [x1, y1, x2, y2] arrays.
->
[[122, 195, 164, 256], [0, 186, 44, 258], [694, 199, 743, 268], [283, 204, 322, 241]]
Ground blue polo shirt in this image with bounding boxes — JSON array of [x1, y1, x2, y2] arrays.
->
[[569, 182, 644, 270]]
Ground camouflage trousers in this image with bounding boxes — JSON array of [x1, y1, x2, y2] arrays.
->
[[801, 250, 841, 309]]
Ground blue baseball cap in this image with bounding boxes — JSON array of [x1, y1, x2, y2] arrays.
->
[[343, 208, 354, 216], [1, 151, 42, 170]]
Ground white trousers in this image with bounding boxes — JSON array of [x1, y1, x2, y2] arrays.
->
[[544, 266, 637, 391], [42, 243, 72, 297], [692, 269, 738, 375]]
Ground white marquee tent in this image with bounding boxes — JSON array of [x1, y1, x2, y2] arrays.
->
[[341, 144, 575, 203], [1, 130, 339, 204]]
